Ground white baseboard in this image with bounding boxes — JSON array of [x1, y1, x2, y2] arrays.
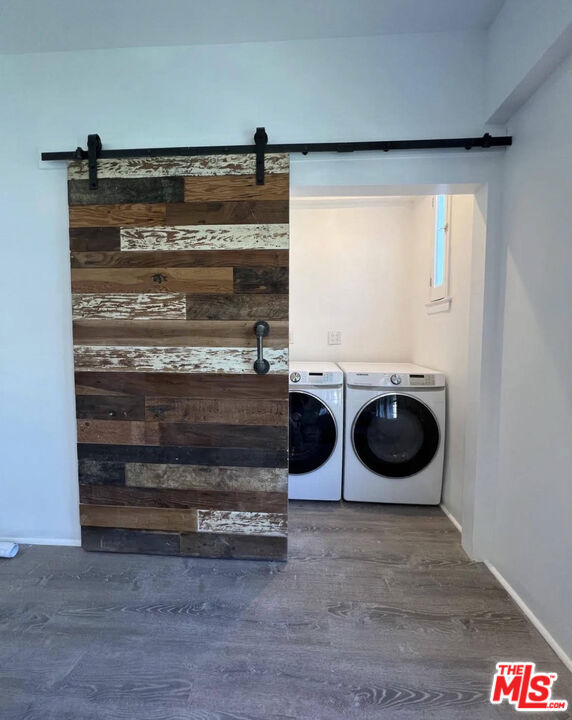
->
[[486, 562, 572, 673], [440, 503, 462, 532], [0, 536, 81, 547]]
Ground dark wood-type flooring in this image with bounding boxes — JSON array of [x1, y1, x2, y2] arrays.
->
[[0, 502, 570, 719]]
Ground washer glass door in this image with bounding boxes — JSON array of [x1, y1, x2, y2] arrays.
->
[[352, 393, 439, 478], [289, 391, 337, 475]]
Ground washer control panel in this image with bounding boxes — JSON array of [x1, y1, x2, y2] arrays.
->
[[289, 369, 343, 387]]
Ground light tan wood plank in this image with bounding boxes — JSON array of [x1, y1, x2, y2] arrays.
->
[[80, 504, 197, 532], [72, 293, 186, 320], [68, 154, 289, 180], [125, 464, 287, 492], [71, 267, 232, 294], [73, 320, 288, 347], [145, 397, 288, 425], [73, 345, 288, 374], [184, 174, 289, 202], [120, 223, 288, 251], [197, 510, 287, 537], [69, 203, 166, 228]]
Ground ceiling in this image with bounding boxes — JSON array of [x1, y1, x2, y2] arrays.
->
[[0, 0, 504, 54]]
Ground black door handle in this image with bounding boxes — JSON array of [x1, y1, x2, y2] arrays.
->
[[253, 321, 270, 375]]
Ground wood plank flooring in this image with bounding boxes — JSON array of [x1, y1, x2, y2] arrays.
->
[[0, 502, 569, 720]]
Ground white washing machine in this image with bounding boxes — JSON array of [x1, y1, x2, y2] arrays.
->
[[339, 363, 446, 504], [288, 362, 343, 501]]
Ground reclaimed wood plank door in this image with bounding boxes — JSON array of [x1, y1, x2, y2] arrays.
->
[[68, 154, 289, 560]]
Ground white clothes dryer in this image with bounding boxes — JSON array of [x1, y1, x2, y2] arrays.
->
[[339, 363, 446, 504]]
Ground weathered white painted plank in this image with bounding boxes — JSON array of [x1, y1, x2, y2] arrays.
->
[[72, 293, 186, 320], [120, 223, 289, 252], [125, 464, 287, 492], [68, 154, 289, 180], [197, 510, 287, 537], [73, 345, 288, 373]]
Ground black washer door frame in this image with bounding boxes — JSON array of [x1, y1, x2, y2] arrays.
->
[[351, 391, 440, 479], [289, 390, 338, 475]]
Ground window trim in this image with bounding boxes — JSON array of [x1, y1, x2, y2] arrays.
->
[[428, 194, 451, 308], [425, 295, 452, 313]]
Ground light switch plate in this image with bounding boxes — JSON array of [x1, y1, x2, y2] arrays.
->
[[328, 330, 342, 345]]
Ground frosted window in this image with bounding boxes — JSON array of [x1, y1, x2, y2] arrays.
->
[[434, 194, 447, 289]]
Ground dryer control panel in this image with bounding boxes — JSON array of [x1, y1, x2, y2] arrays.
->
[[346, 371, 445, 389]]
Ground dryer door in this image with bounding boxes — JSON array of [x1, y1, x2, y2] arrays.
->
[[289, 391, 337, 475], [352, 393, 439, 478]]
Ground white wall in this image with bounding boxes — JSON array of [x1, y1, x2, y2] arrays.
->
[[290, 199, 414, 362], [0, 32, 487, 544], [409, 196, 475, 523], [488, 53, 572, 660], [485, 0, 572, 123]]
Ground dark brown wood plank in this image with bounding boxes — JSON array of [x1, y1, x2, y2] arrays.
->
[[184, 174, 289, 202], [77, 443, 288, 468], [81, 526, 180, 555], [69, 227, 120, 251], [69, 203, 166, 228], [180, 532, 287, 560], [145, 397, 288, 425], [71, 267, 232, 294], [74, 372, 288, 399], [78, 421, 159, 447], [70, 249, 289, 268], [77, 419, 147, 445], [157, 423, 286, 449], [78, 459, 126, 485], [73, 320, 288, 347], [186, 294, 288, 320], [69, 177, 184, 206], [165, 200, 288, 226], [80, 485, 287, 513], [233, 267, 289, 294], [75, 395, 145, 421], [80, 504, 197, 532]]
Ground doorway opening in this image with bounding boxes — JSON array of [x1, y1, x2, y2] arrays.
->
[[288, 151, 504, 561]]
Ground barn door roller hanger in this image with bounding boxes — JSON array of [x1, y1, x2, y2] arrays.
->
[[43, 127, 512, 189]]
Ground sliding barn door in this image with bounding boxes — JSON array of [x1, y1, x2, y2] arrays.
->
[[68, 153, 289, 560]]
